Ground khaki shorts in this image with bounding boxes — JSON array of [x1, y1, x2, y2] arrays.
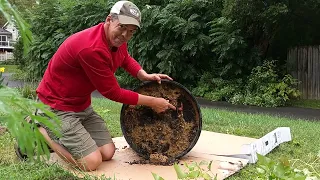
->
[[38, 106, 113, 159]]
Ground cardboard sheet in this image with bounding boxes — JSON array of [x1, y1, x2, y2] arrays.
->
[[48, 130, 257, 180]]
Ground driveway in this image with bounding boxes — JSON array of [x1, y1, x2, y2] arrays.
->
[[2, 73, 25, 88]]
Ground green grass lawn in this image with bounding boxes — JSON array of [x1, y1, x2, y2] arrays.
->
[[0, 65, 18, 73], [289, 99, 320, 109], [0, 98, 319, 179]]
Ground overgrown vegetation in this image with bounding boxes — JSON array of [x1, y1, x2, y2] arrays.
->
[[254, 154, 319, 179], [10, 0, 320, 107], [193, 61, 300, 107], [0, 0, 59, 163], [152, 154, 320, 180]]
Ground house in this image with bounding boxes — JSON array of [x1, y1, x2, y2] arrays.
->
[[0, 21, 19, 62], [3, 21, 19, 42]]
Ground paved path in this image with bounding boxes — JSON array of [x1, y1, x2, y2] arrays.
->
[[2, 73, 25, 88], [92, 90, 320, 121], [3, 73, 319, 121], [196, 97, 320, 121]]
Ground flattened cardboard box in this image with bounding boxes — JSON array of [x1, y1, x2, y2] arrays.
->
[[48, 130, 257, 180]]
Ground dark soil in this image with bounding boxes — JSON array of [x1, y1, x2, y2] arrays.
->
[[121, 81, 201, 165]]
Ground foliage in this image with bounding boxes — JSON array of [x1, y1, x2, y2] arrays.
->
[[255, 154, 319, 180], [0, 87, 61, 160], [289, 100, 320, 110], [0, 65, 17, 73], [1, 98, 320, 179], [209, 17, 260, 77], [24, 0, 113, 79], [0, 59, 15, 65], [0, 0, 61, 161], [192, 72, 242, 102], [17, 81, 38, 99], [130, 0, 222, 85], [151, 155, 320, 180], [152, 161, 217, 180], [0, 0, 33, 55], [116, 69, 141, 90], [0, 161, 80, 179], [192, 71, 242, 101], [15, 0, 320, 90], [22, 0, 221, 85], [8, 0, 320, 94], [239, 60, 300, 107], [194, 60, 300, 107], [222, 0, 320, 62], [10, 68, 28, 81], [13, 37, 25, 69]]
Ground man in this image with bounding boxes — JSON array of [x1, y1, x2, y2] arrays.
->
[[35, 1, 176, 171]]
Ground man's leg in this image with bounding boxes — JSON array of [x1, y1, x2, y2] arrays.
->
[[39, 108, 105, 171], [38, 126, 102, 171], [82, 107, 115, 161]]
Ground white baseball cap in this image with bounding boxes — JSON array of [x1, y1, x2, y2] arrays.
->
[[110, 1, 142, 28]]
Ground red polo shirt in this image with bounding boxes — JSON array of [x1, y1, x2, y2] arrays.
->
[[36, 23, 141, 112]]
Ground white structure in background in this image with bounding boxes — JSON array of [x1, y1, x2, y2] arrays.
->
[[3, 21, 19, 42], [0, 21, 19, 62]]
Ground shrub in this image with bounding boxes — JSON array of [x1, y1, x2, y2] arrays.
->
[[192, 72, 242, 102], [242, 60, 300, 107], [254, 154, 319, 179], [17, 83, 38, 100], [115, 69, 140, 90], [13, 38, 25, 69], [194, 60, 300, 107]]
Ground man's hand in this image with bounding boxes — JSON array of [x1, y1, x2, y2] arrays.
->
[[137, 69, 173, 84], [149, 98, 176, 113], [138, 95, 176, 113]]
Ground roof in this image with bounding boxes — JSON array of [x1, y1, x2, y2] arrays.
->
[[2, 22, 9, 28], [0, 28, 12, 35]]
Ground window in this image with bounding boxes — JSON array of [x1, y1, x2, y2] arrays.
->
[[0, 36, 7, 41]]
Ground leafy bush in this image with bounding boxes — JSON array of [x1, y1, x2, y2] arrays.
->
[[0, 0, 60, 161], [194, 60, 300, 107], [13, 38, 25, 69], [191, 72, 214, 97], [129, 0, 222, 85], [0, 60, 15, 65], [115, 69, 140, 90], [254, 154, 319, 179], [192, 72, 242, 101], [25, 0, 112, 79], [209, 17, 261, 78], [10, 68, 29, 81], [17, 82, 38, 100], [240, 60, 300, 107]]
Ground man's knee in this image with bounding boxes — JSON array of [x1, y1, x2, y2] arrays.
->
[[78, 150, 103, 171], [99, 143, 115, 161]]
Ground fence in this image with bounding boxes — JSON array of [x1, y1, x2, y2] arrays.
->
[[0, 41, 15, 48], [287, 46, 320, 100], [0, 52, 13, 62]]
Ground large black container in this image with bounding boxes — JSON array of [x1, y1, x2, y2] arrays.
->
[[120, 80, 202, 161]]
